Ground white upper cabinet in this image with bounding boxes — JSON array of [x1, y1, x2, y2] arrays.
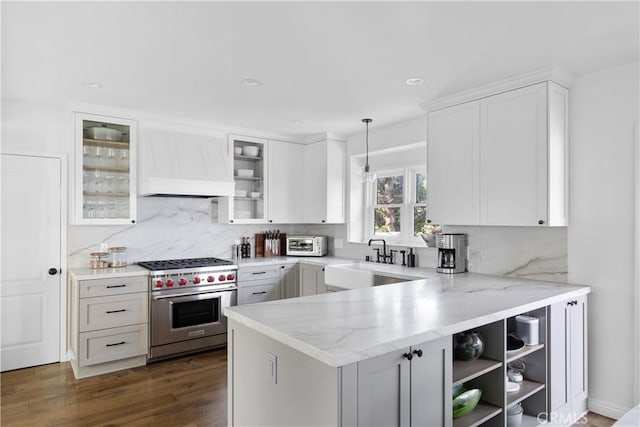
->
[[425, 76, 568, 227], [427, 101, 480, 225], [217, 135, 268, 224], [303, 138, 346, 224], [73, 112, 137, 225], [267, 140, 304, 224], [481, 83, 551, 226]]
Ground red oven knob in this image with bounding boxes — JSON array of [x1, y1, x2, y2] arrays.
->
[[166, 279, 175, 287], [226, 273, 235, 281], [155, 280, 164, 288], [179, 278, 187, 286], [207, 276, 215, 283], [193, 277, 201, 284], [218, 274, 226, 282]]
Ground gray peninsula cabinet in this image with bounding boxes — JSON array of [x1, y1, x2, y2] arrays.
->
[[227, 295, 588, 426], [352, 336, 452, 427], [548, 295, 588, 423]]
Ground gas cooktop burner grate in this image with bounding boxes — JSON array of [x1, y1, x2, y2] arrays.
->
[[138, 257, 233, 271]]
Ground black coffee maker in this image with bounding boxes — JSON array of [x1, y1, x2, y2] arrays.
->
[[436, 234, 467, 274]]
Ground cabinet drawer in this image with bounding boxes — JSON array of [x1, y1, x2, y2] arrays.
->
[[237, 265, 280, 282], [79, 276, 148, 298], [79, 292, 148, 332], [238, 283, 279, 305], [78, 324, 148, 367]]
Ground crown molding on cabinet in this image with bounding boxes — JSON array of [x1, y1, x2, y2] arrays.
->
[[303, 132, 348, 144], [419, 66, 573, 112]]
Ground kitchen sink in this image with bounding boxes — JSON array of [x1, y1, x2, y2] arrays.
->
[[324, 262, 423, 290], [372, 274, 411, 286]]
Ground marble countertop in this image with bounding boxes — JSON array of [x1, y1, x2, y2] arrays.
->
[[69, 264, 150, 280], [69, 256, 350, 279], [235, 256, 355, 268], [225, 270, 590, 368]]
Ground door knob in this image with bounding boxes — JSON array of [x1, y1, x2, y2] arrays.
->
[[48, 268, 59, 275]]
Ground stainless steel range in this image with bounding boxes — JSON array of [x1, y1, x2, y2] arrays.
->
[[138, 257, 238, 361]]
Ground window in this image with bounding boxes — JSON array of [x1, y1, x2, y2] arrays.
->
[[368, 166, 431, 243]]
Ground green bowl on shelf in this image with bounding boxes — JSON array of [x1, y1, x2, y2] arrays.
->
[[452, 389, 482, 418]]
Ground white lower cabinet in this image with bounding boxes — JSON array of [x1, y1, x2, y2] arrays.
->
[[353, 336, 452, 427], [299, 263, 326, 296], [69, 274, 149, 379], [549, 295, 588, 424], [237, 264, 281, 305]]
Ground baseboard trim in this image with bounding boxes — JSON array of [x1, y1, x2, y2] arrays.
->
[[589, 398, 630, 420]]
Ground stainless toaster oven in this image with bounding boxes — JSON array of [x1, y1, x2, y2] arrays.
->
[[286, 236, 328, 257]]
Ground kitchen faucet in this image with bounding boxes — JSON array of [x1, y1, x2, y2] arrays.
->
[[368, 238, 391, 263]]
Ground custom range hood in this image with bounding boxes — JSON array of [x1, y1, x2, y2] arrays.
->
[[138, 126, 234, 197]]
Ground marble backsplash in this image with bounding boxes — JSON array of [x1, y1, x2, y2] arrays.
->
[[69, 197, 568, 283]]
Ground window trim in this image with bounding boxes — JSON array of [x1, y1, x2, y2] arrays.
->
[[367, 165, 426, 245]]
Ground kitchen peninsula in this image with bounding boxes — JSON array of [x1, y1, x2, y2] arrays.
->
[[225, 268, 590, 427]]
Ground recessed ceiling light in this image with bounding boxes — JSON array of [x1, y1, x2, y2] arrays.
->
[[405, 77, 424, 86], [291, 120, 303, 126], [87, 82, 103, 88], [242, 78, 262, 87]]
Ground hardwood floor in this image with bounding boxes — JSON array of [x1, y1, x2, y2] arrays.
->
[[1, 348, 617, 427], [1, 349, 228, 426]]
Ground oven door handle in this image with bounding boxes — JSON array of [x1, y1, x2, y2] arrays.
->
[[152, 287, 236, 300]]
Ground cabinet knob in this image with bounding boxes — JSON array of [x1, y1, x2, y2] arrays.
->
[[48, 267, 59, 275], [269, 220, 273, 223], [230, 220, 234, 223], [131, 219, 136, 224], [427, 219, 432, 224], [412, 349, 423, 358], [538, 220, 544, 225], [402, 352, 413, 361], [322, 220, 326, 223]]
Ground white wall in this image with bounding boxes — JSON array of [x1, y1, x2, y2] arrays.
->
[[568, 60, 640, 418]]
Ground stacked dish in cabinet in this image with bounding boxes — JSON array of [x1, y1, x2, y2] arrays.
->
[[232, 136, 265, 222], [75, 112, 137, 224], [451, 307, 548, 427]]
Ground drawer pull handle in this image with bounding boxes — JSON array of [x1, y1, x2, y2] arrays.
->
[[252, 272, 267, 275], [106, 284, 126, 288], [106, 309, 126, 314], [252, 291, 267, 295], [106, 341, 126, 347]]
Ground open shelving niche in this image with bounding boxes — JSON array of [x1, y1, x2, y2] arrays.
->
[[452, 305, 548, 427]]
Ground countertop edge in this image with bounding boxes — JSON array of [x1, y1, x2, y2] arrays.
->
[[225, 285, 591, 367]]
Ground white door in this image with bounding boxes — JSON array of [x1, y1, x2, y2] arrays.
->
[[1, 153, 62, 371]]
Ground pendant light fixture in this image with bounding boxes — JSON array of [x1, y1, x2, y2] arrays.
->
[[360, 118, 376, 183]]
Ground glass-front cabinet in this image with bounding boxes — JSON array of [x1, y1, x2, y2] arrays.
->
[[215, 135, 268, 223], [74, 112, 137, 225]]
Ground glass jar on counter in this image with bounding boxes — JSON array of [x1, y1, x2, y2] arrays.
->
[[108, 246, 128, 267], [89, 252, 109, 269]]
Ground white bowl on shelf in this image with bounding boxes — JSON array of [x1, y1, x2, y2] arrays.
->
[[242, 145, 259, 157], [234, 147, 242, 155], [236, 169, 254, 177], [250, 192, 261, 199], [235, 190, 247, 198], [86, 127, 122, 141]]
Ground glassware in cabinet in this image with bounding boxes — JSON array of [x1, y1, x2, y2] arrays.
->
[[74, 112, 137, 225]]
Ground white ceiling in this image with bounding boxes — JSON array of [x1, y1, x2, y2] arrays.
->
[[2, 1, 639, 139]]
